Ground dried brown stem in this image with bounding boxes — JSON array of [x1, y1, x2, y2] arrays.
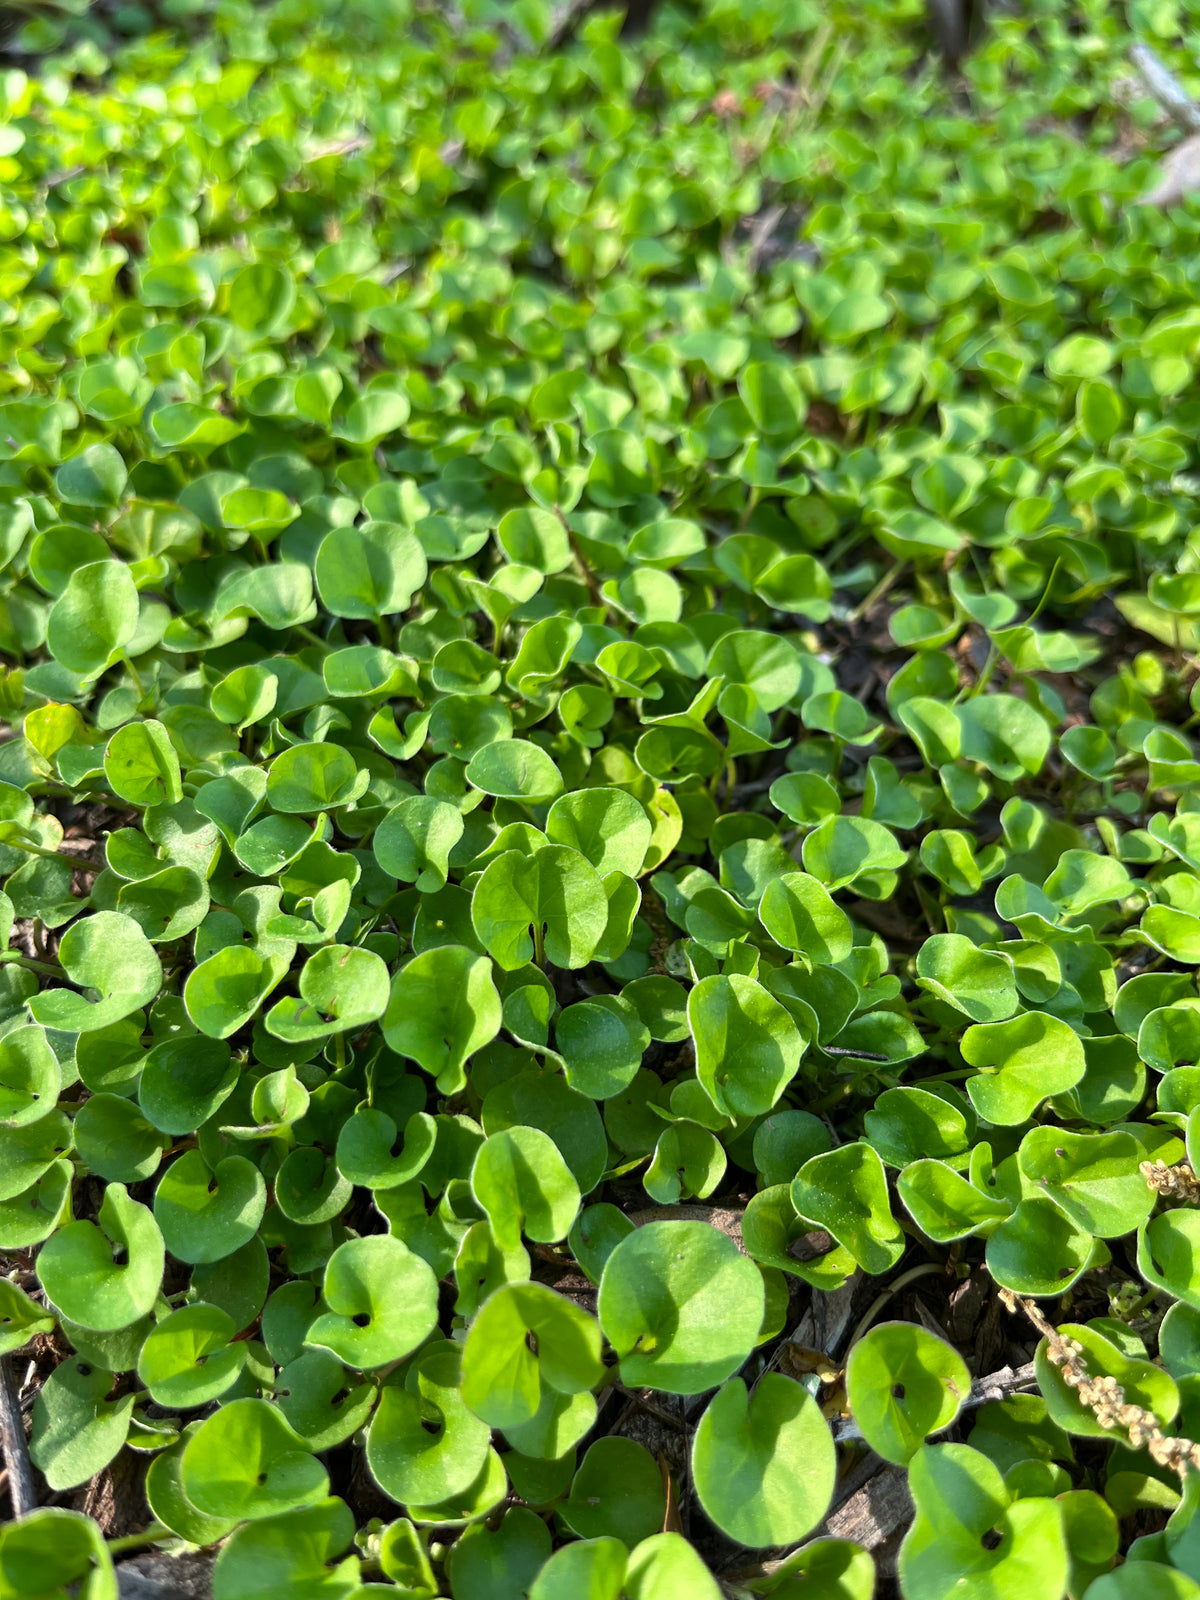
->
[[0, 1354, 35, 1517]]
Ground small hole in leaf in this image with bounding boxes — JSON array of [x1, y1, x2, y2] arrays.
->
[[1054, 1148, 1066, 1159], [195, 1354, 208, 1366], [526, 1331, 539, 1356], [981, 1530, 1003, 1551], [256, 1472, 268, 1486], [891, 1383, 905, 1400], [77, 1363, 91, 1377], [352, 1313, 370, 1328]]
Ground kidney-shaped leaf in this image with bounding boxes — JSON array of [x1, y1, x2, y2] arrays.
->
[[598, 1220, 764, 1395], [471, 847, 608, 971], [692, 1374, 835, 1547], [461, 1280, 604, 1431], [471, 1127, 581, 1253], [306, 1234, 438, 1369], [791, 1144, 905, 1276], [688, 973, 803, 1118], [181, 1398, 329, 1522], [1017, 1128, 1154, 1239], [27, 912, 161, 1034], [846, 1322, 971, 1465], [37, 1182, 164, 1331], [382, 945, 502, 1095], [961, 1012, 1086, 1126]]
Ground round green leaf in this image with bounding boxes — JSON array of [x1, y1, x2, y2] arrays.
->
[[845, 1322, 971, 1465], [181, 1398, 329, 1522], [597, 1220, 764, 1395], [470, 1126, 581, 1253], [561, 1437, 666, 1547], [692, 1373, 835, 1546], [37, 1182, 164, 1331], [306, 1234, 438, 1368], [962, 1013, 1087, 1126]]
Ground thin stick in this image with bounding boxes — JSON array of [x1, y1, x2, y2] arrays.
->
[[1131, 43, 1200, 135], [546, 0, 595, 51], [0, 1354, 35, 1517]]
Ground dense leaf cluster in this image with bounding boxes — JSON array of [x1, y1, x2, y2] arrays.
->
[[7, 0, 1200, 1595]]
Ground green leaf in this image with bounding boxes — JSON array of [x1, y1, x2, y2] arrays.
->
[[900, 1443, 1068, 1600], [374, 795, 464, 890], [0, 1024, 62, 1129], [211, 1498, 360, 1600], [1016, 1127, 1154, 1238], [461, 1280, 603, 1430], [561, 1438, 666, 1547], [37, 1182, 164, 1331], [45, 561, 139, 676], [266, 742, 366, 812], [181, 1398, 329, 1522], [29, 1358, 135, 1491], [961, 1012, 1087, 1125], [466, 739, 564, 802], [153, 1150, 267, 1264], [306, 1234, 438, 1368], [758, 872, 853, 965], [597, 1220, 764, 1394], [471, 1126, 581, 1252], [137, 1303, 246, 1408], [27, 911, 162, 1033], [366, 1344, 491, 1507], [471, 846, 609, 970], [916, 935, 1018, 1023], [688, 973, 803, 1118], [314, 522, 427, 619], [1036, 1321, 1178, 1439], [802, 815, 907, 890], [691, 1374, 835, 1546], [845, 1322, 971, 1464], [382, 945, 502, 1094]]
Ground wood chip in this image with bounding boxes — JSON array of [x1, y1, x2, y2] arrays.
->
[[117, 1553, 214, 1600], [1143, 133, 1200, 206], [824, 1463, 913, 1550]]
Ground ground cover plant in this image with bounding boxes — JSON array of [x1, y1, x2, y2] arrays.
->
[[11, 0, 1200, 1593]]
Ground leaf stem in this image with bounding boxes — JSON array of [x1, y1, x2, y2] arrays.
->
[[0, 952, 65, 979], [106, 1523, 172, 1555], [120, 652, 145, 700], [847, 560, 908, 626]]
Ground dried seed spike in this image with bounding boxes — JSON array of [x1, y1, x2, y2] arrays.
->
[[1142, 1158, 1200, 1205], [1003, 1290, 1200, 1480]]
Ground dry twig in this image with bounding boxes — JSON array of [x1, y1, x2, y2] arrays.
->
[[0, 1353, 35, 1516], [1131, 43, 1200, 135]]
